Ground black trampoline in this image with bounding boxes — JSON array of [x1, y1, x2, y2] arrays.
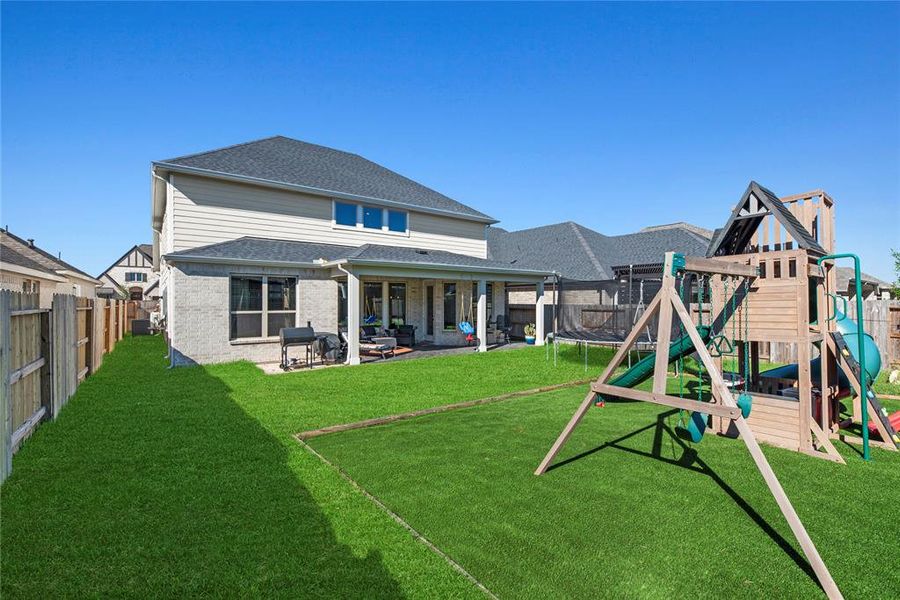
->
[[549, 264, 667, 369]]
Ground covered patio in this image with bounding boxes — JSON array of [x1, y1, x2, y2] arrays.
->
[[322, 246, 551, 365]]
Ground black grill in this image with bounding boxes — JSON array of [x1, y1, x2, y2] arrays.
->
[[281, 326, 317, 369]]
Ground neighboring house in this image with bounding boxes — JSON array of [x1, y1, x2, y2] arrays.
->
[[488, 221, 712, 305], [0, 229, 100, 307], [97, 244, 160, 301], [151, 136, 550, 366], [834, 267, 892, 300]]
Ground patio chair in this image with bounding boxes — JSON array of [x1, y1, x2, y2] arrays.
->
[[360, 325, 380, 342], [394, 324, 416, 347], [494, 315, 511, 344]]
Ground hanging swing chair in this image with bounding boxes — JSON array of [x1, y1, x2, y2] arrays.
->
[[457, 295, 478, 346]]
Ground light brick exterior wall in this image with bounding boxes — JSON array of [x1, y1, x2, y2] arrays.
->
[[170, 262, 336, 366], [169, 264, 511, 365]]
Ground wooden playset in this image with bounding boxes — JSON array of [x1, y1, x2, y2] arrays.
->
[[535, 181, 898, 600]]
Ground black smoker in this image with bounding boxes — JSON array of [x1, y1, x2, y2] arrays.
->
[[280, 325, 317, 370]]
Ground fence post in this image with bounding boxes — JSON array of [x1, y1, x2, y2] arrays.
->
[[40, 309, 52, 420], [106, 300, 113, 353], [50, 295, 77, 418], [85, 298, 93, 376], [1, 290, 12, 482]]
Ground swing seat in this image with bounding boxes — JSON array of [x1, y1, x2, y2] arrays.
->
[[458, 321, 475, 335], [676, 411, 708, 443], [736, 392, 752, 419]]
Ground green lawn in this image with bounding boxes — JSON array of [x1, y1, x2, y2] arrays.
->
[[0, 335, 612, 598], [311, 389, 900, 598], [2, 335, 898, 598], [874, 368, 900, 397]]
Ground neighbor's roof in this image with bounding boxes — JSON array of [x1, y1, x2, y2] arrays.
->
[[1, 237, 62, 277], [1, 230, 99, 283], [155, 136, 495, 223], [835, 267, 891, 291], [98, 243, 155, 279], [165, 237, 549, 277], [487, 221, 712, 281]]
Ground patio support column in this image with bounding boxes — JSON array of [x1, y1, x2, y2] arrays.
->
[[347, 270, 360, 365], [535, 279, 546, 346], [381, 281, 390, 331], [476, 279, 487, 352]]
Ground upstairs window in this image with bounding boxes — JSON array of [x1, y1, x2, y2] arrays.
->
[[334, 202, 357, 226], [387, 210, 408, 233], [332, 200, 408, 235], [362, 205, 383, 229], [125, 272, 147, 282]]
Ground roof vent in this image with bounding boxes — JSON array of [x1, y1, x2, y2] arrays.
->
[[27, 238, 35, 248], [415, 250, 428, 255]]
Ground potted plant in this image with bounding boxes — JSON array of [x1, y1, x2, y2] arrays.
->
[[524, 323, 536, 345]]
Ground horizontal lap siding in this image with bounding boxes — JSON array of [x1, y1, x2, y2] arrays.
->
[[171, 174, 487, 258]]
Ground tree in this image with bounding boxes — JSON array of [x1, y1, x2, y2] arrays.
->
[[892, 249, 900, 299]]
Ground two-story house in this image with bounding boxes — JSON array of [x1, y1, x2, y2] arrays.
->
[[97, 244, 160, 300], [151, 136, 550, 366]]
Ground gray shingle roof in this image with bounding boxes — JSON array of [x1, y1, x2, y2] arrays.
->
[[487, 221, 712, 281], [165, 237, 549, 275], [1, 230, 97, 281], [1, 236, 60, 276], [348, 244, 546, 273], [167, 237, 356, 264], [835, 267, 891, 292], [157, 136, 494, 222]]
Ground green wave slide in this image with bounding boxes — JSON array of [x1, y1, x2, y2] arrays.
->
[[599, 309, 881, 402], [603, 325, 714, 391]]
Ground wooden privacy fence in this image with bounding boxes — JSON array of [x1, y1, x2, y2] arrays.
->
[[762, 298, 900, 365], [1, 291, 128, 482]]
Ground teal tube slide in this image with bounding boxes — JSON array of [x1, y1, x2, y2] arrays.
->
[[760, 311, 882, 393], [604, 325, 714, 391]]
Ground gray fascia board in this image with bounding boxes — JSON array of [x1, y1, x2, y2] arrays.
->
[[152, 161, 499, 224]]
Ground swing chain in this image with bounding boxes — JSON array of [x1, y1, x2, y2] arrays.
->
[[676, 274, 687, 427], [696, 275, 705, 403]]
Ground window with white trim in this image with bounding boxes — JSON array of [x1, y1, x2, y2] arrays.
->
[[22, 279, 40, 295], [229, 275, 297, 340], [334, 202, 357, 226], [332, 200, 408, 235], [125, 272, 147, 283]]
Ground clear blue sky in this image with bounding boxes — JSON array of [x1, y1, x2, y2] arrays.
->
[[3, 2, 898, 280]]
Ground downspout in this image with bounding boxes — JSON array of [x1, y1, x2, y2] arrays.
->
[[151, 170, 175, 369]]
